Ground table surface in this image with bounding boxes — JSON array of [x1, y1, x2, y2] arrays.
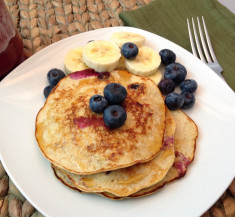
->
[[1, 0, 235, 217]]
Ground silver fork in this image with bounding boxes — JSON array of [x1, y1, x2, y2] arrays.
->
[[187, 16, 225, 81]]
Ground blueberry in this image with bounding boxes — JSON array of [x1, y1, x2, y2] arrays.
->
[[158, 79, 176, 95], [104, 83, 127, 105], [89, 95, 108, 113], [121, 42, 139, 60], [181, 92, 195, 109], [180, 79, 198, 93], [103, 105, 127, 129], [165, 92, 184, 110], [159, 49, 176, 65], [43, 85, 54, 98], [164, 63, 187, 85], [47, 68, 65, 86]]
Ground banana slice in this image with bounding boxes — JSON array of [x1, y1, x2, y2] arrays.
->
[[115, 56, 126, 70], [148, 70, 162, 85], [111, 31, 145, 48], [64, 47, 89, 74], [83, 40, 121, 72], [124, 46, 161, 76]]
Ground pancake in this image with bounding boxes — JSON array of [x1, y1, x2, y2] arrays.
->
[[52, 166, 82, 193], [52, 108, 175, 197], [52, 110, 198, 200], [100, 109, 198, 199], [36, 70, 166, 175]]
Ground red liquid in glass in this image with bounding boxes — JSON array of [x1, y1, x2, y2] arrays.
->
[[0, 1, 24, 80]]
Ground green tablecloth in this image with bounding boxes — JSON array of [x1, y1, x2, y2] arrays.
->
[[119, 0, 235, 91]]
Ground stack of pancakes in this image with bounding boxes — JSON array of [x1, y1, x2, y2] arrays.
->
[[35, 70, 198, 199]]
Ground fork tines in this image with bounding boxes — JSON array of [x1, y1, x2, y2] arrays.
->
[[187, 16, 218, 64]]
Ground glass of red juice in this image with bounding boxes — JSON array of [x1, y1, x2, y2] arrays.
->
[[0, 1, 24, 80]]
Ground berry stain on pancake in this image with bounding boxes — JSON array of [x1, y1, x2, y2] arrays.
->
[[35, 70, 166, 175]]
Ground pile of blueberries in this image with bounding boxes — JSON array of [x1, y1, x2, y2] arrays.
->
[[43, 68, 66, 98], [89, 83, 127, 129], [158, 49, 198, 110]]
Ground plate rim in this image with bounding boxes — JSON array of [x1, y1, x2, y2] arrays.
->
[[0, 26, 235, 217]]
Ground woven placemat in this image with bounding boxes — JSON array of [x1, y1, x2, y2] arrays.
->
[[2, 0, 235, 216], [4, 0, 153, 57]]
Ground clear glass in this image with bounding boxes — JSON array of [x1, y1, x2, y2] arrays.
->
[[0, 1, 24, 80]]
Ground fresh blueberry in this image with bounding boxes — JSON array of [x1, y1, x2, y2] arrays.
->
[[47, 68, 65, 86], [159, 49, 176, 65], [181, 92, 195, 109], [164, 63, 187, 85], [121, 42, 139, 60], [180, 79, 198, 93], [165, 92, 184, 110], [43, 85, 54, 98], [89, 95, 108, 113], [158, 79, 176, 95], [103, 105, 127, 129], [104, 83, 127, 105]]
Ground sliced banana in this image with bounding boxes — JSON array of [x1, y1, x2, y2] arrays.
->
[[64, 47, 88, 74], [83, 40, 121, 72], [148, 70, 162, 85], [124, 46, 161, 76], [115, 56, 126, 70], [111, 31, 145, 48]]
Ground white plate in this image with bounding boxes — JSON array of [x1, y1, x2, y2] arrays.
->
[[0, 27, 234, 217]]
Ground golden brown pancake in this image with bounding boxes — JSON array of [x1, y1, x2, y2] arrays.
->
[[52, 166, 82, 193], [100, 109, 198, 199], [52, 110, 198, 200], [51, 108, 175, 197], [36, 70, 166, 175]]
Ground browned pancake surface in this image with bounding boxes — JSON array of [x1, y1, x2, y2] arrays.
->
[[36, 70, 165, 174], [52, 110, 198, 200], [51, 108, 175, 197], [102, 109, 198, 199]]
